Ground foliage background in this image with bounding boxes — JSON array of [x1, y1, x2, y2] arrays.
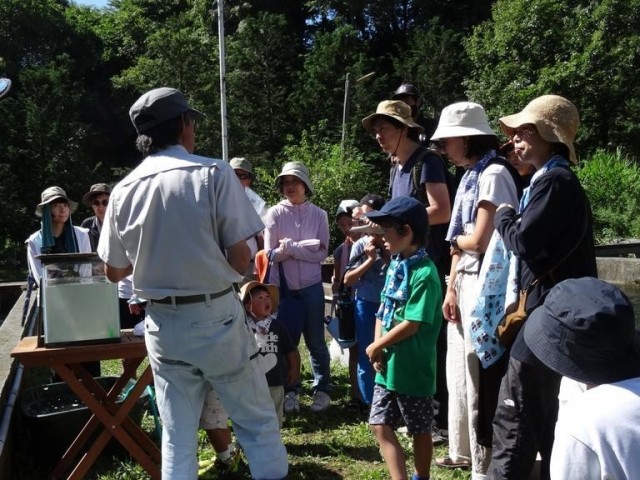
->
[[1, 0, 639, 277]]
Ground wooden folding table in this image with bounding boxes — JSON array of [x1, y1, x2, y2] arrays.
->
[[12, 332, 161, 480]]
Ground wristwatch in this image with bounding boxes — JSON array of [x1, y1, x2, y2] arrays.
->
[[450, 235, 460, 250]]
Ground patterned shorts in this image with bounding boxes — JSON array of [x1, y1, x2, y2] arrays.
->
[[368, 384, 434, 435], [199, 388, 229, 430]]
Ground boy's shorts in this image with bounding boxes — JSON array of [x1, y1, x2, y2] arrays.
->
[[199, 388, 229, 430], [369, 384, 434, 435]]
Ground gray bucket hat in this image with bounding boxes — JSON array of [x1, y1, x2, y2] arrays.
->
[[229, 157, 255, 181], [36, 186, 78, 217], [82, 183, 112, 206], [129, 87, 205, 134], [275, 161, 313, 195]]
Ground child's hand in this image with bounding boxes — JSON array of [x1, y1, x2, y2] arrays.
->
[[366, 341, 383, 371], [364, 240, 378, 259]]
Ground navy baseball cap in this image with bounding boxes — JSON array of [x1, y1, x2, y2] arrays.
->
[[364, 196, 428, 234], [524, 277, 640, 385], [129, 87, 205, 134]]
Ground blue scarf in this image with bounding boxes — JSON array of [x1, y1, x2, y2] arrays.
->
[[376, 248, 427, 330], [446, 149, 497, 240], [519, 155, 569, 211]]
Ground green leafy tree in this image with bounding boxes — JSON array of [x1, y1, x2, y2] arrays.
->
[[466, 0, 640, 156]]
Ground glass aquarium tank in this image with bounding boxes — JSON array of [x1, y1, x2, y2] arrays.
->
[[39, 253, 120, 346]]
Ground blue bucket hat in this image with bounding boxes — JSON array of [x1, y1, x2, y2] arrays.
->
[[523, 277, 640, 385]]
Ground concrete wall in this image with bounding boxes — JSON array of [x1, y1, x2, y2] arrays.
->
[[596, 257, 640, 285]]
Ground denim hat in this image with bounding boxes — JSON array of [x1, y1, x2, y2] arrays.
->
[[129, 87, 204, 134], [35, 186, 78, 217], [82, 183, 112, 206], [364, 196, 428, 234], [524, 277, 640, 385]]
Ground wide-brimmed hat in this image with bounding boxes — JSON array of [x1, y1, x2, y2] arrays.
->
[[524, 277, 640, 385], [129, 87, 205, 134], [275, 161, 313, 195], [499, 95, 580, 164], [35, 186, 78, 217], [362, 100, 424, 133], [82, 183, 112, 206], [431, 101, 495, 140], [365, 196, 428, 235], [229, 157, 255, 180], [239, 281, 280, 309]]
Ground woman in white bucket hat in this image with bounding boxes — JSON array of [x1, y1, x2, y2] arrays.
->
[[432, 102, 520, 477], [486, 95, 597, 480], [264, 161, 332, 414]]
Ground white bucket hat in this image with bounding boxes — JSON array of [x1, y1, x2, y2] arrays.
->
[[499, 95, 580, 164], [275, 161, 313, 195], [35, 186, 78, 217], [430, 101, 495, 140]]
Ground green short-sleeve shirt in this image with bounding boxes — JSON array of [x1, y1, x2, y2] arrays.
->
[[375, 257, 443, 397]]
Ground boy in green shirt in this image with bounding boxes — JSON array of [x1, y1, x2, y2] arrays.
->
[[365, 196, 443, 480]]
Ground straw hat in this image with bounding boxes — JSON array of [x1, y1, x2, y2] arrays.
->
[[362, 100, 424, 133], [35, 186, 78, 217], [239, 281, 280, 309], [430, 102, 495, 140], [82, 183, 112, 206], [499, 95, 580, 164], [275, 161, 313, 195]]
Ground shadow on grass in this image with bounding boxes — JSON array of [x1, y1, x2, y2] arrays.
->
[[286, 442, 381, 463], [288, 459, 345, 479]]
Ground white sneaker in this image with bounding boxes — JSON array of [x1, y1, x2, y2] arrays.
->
[[283, 391, 299, 413], [310, 390, 330, 412]]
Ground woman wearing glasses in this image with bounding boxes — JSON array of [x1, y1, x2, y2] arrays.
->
[[81, 183, 112, 250]]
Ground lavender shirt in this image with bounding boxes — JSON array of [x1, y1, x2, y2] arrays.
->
[[263, 200, 329, 290]]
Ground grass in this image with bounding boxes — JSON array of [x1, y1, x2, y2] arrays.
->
[[14, 344, 472, 480]]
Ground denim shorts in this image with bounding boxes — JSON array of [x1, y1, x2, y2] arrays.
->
[[369, 384, 434, 435]]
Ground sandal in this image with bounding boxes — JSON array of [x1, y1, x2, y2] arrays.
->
[[434, 456, 471, 469]]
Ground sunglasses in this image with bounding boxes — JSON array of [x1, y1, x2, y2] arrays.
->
[[91, 199, 109, 207], [235, 172, 252, 181]]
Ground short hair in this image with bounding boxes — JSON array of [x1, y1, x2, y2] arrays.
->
[[465, 134, 499, 159], [374, 216, 428, 248], [135, 114, 191, 156]]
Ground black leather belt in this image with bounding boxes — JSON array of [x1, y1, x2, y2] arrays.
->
[[153, 286, 233, 305]]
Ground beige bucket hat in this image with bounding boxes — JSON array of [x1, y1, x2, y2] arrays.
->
[[430, 101, 495, 140], [82, 183, 112, 206], [275, 161, 313, 195], [362, 100, 424, 133], [239, 281, 280, 309], [499, 95, 580, 164], [35, 186, 78, 217]]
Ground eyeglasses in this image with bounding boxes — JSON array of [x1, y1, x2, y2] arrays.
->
[[91, 199, 109, 207], [512, 125, 536, 139], [235, 172, 252, 181]]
